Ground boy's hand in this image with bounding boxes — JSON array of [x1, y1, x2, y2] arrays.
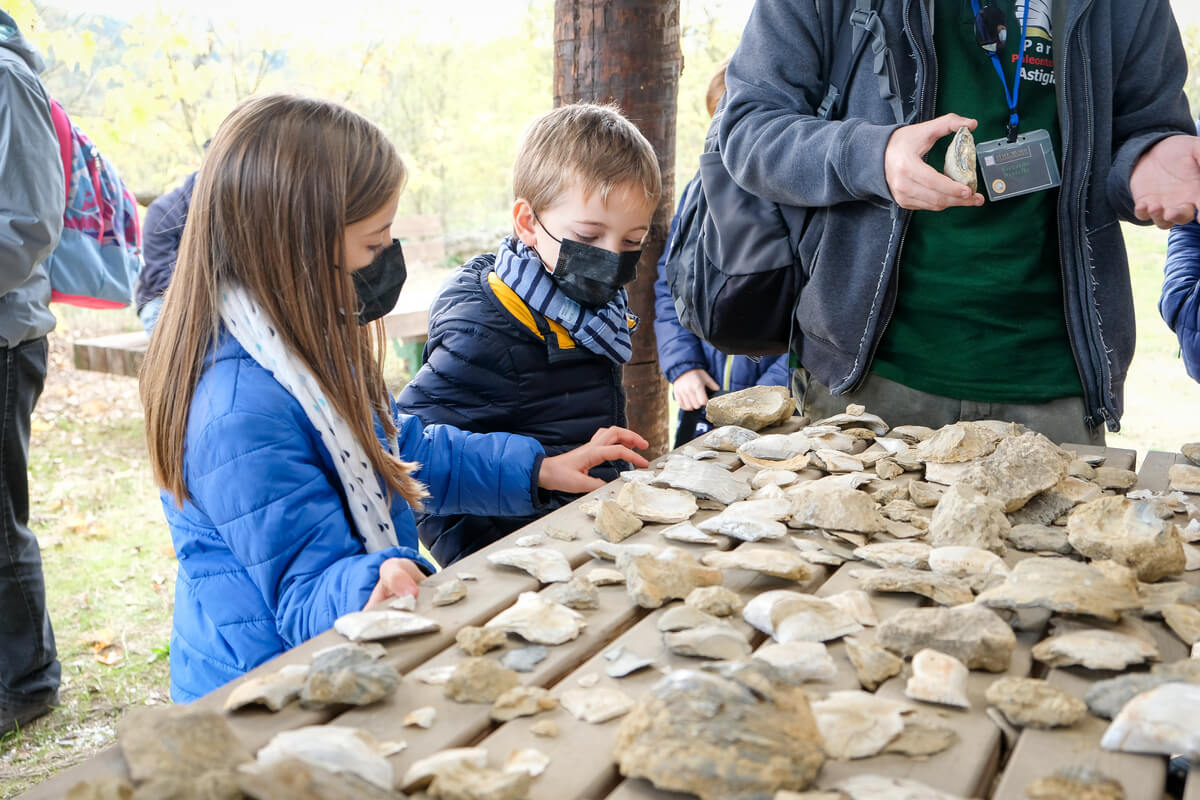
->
[[364, 558, 426, 610], [1131, 134, 1200, 229], [673, 368, 719, 411], [885, 113, 985, 211], [538, 426, 650, 494]]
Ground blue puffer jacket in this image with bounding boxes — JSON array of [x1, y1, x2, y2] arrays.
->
[[654, 196, 791, 391], [1162, 218, 1200, 382], [165, 330, 545, 702], [396, 254, 626, 566]]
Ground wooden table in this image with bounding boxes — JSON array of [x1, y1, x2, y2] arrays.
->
[[21, 434, 1200, 799]]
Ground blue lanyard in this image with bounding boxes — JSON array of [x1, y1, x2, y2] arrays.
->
[[969, 0, 1031, 142]]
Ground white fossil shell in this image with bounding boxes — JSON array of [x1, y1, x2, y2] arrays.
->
[[825, 590, 878, 627], [905, 649, 970, 708], [943, 125, 978, 191], [1101, 682, 1200, 756], [928, 546, 1010, 579], [811, 691, 912, 759], [743, 589, 862, 643], [659, 522, 721, 545], [254, 725, 402, 791], [700, 425, 761, 452], [224, 664, 310, 712], [753, 641, 837, 683], [333, 609, 440, 642], [560, 687, 635, 723], [617, 481, 699, 524], [651, 457, 751, 505], [487, 547, 573, 583], [401, 747, 488, 792], [484, 591, 585, 645], [503, 747, 551, 777], [403, 706, 437, 729]]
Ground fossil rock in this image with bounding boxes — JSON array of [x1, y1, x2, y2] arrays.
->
[[333, 609, 440, 642], [62, 777, 135, 800], [811, 690, 911, 760], [943, 125, 978, 190], [815, 406, 889, 435], [659, 604, 725, 632], [254, 726, 400, 791], [1094, 466, 1138, 491], [651, 457, 751, 506], [403, 705, 437, 728], [851, 567, 974, 606], [927, 545, 1010, 590], [118, 707, 251, 785], [1101, 682, 1200, 756], [531, 719, 559, 738], [402, 748, 489, 793], [544, 526, 577, 542], [485, 592, 585, 645], [614, 669, 825, 799], [300, 644, 399, 709], [738, 434, 813, 471], [617, 546, 723, 609], [811, 449, 865, 473], [916, 421, 1003, 464], [594, 498, 644, 543], [882, 720, 960, 758], [1007, 522, 1072, 554], [585, 566, 626, 585], [487, 547, 573, 583], [456, 626, 508, 657], [1162, 603, 1200, 645], [1067, 496, 1186, 582], [1068, 458, 1098, 480], [1032, 629, 1159, 670], [874, 458, 904, 480], [686, 585, 744, 617], [1154, 658, 1200, 681], [976, 556, 1142, 622], [504, 748, 550, 778], [605, 645, 656, 678], [923, 460, 980, 486], [706, 385, 796, 431], [928, 483, 1010, 554], [701, 547, 813, 582], [561, 686, 635, 723], [958, 432, 1071, 512], [788, 484, 888, 533], [490, 685, 557, 721], [237, 758, 402, 800], [428, 763, 532, 800], [1085, 673, 1179, 720], [825, 590, 878, 627], [499, 645, 547, 673], [1008, 485, 1079, 527], [752, 469, 800, 490], [750, 483, 789, 501], [224, 664, 309, 712], [516, 532, 547, 547], [660, 521, 722, 545], [617, 481, 699, 524], [1025, 766, 1125, 800], [701, 425, 761, 452], [875, 604, 1016, 672], [543, 575, 600, 610], [853, 541, 931, 570], [414, 664, 458, 685], [444, 658, 521, 704], [753, 641, 837, 683], [833, 775, 967, 800], [905, 649, 969, 708], [432, 578, 468, 607], [743, 589, 862, 643], [791, 537, 851, 566], [698, 502, 790, 542], [1169, 463, 1200, 494], [843, 635, 904, 691], [664, 624, 753, 660], [1182, 442, 1200, 466], [986, 677, 1086, 728], [879, 498, 929, 526], [889, 424, 936, 444]]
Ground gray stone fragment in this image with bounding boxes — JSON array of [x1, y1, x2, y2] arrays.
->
[[928, 483, 1009, 554], [300, 644, 399, 709], [1007, 523, 1072, 554], [1067, 496, 1186, 582], [875, 604, 1016, 672], [500, 646, 547, 673], [958, 432, 1071, 512], [118, 707, 251, 785], [1085, 673, 1177, 720], [544, 575, 600, 610], [843, 635, 904, 691]]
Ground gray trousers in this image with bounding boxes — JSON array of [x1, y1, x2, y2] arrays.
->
[[796, 370, 1105, 447]]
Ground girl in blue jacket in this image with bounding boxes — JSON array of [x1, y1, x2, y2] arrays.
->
[[138, 95, 647, 702]]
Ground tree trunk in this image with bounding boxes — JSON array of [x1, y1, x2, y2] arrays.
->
[[553, 0, 681, 459]]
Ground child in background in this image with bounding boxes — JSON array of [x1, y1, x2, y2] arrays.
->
[[139, 95, 647, 701], [398, 104, 660, 565], [1161, 117, 1200, 383], [655, 61, 790, 447]]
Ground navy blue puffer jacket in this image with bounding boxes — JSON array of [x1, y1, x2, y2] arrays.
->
[[1162, 218, 1200, 382], [396, 254, 626, 565]]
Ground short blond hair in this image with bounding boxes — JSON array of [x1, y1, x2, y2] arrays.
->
[[513, 103, 662, 215]]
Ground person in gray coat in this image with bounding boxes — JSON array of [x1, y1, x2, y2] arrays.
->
[[0, 9, 65, 736], [718, 0, 1197, 444]]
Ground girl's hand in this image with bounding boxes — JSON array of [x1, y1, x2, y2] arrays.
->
[[538, 426, 650, 494], [364, 557, 426, 609], [673, 368, 719, 411]]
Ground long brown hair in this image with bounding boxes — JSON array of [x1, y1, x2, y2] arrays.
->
[[141, 94, 427, 511]]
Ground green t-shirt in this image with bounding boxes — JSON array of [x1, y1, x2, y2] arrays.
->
[[871, 0, 1082, 403]]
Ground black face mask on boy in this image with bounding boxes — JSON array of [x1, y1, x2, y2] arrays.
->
[[352, 239, 407, 324], [532, 215, 640, 309]]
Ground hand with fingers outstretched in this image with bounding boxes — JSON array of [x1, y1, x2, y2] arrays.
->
[[885, 114, 986, 212], [538, 426, 650, 495], [364, 557, 426, 610], [1131, 134, 1200, 229]]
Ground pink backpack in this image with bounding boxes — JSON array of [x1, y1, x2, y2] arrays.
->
[[44, 98, 142, 309]]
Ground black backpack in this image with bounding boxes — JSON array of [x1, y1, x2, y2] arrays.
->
[[666, 0, 888, 356]]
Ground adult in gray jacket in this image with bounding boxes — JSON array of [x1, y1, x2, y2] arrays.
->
[[720, 0, 1197, 443], [0, 10, 65, 735]]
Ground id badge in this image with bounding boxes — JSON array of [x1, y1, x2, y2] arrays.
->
[[976, 129, 1061, 201]]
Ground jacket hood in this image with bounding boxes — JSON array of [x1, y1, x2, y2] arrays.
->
[[0, 11, 46, 73]]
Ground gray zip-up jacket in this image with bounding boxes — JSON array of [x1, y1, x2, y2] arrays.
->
[[0, 13, 63, 348], [720, 0, 1194, 431]]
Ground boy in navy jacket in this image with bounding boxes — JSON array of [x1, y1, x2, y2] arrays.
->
[[1161, 118, 1200, 383], [397, 104, 661, 565]]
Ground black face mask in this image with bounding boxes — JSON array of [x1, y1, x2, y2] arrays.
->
[[352, 239, 407, 324], [533, 217, 640, 308]]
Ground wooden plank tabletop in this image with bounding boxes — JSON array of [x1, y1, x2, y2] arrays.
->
[[24, 436, 1200, 800]]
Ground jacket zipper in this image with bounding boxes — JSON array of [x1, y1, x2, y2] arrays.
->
[[853, 0, 935, 391], [1056, 1, 1109, 430]]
